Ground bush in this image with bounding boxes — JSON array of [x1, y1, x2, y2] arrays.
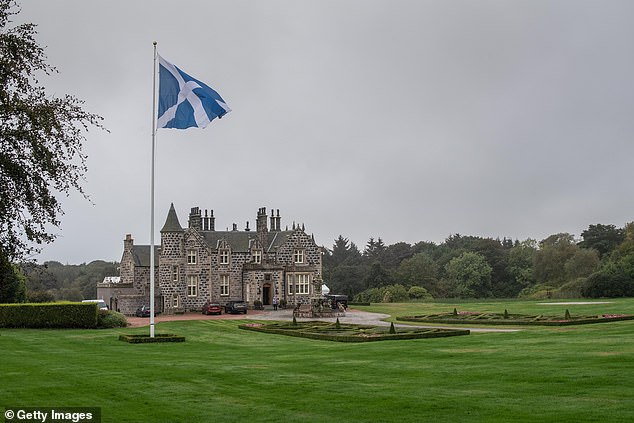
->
[[408, 286, 433, 300], [26, 291, 55, 303], [582, 270, 634, 298], [0, 302, 98, 328], [97, 310, 128, 328], [355, 285, 410, 303]]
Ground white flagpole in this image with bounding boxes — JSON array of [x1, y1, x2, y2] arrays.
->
[[149, 41, 158, 338]]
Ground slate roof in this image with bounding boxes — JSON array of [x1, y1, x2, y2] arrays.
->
[[161, 203, 184, 232], [131, 245, 161, 267], [200, 230, 294, 253]]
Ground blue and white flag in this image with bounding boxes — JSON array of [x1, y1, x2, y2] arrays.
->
[[157, 55, 231, 129]]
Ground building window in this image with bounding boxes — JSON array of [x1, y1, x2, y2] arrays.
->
[[187, 275, 198, 297], [172, 265, 179, 282], [219, 249, 229, 265], [252, 249, 262, 264], [287, 273, 310, 295], [293, 249, 304, 264], [287, 274, 294, 295], [172, 294, 179, 308], [296, 274, 310, 294], [220, 275, 229, 296], [187, 249, 197, 265]]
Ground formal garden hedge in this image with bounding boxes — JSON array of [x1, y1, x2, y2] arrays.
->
[[239, 321, 469, 342], [119, 334, 186, 343], [0, 302, 99, 328], [396, 309, 634, 326]]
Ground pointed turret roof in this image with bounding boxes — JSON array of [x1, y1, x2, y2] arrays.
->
[[160, 203, 183, 232]]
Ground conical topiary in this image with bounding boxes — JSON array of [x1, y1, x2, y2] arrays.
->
[[565, 309, 571, 320], [389, 322, 396, 334], [292, 316, 297, 326], [504, 309, 509, 319], [335, 318, 341, 329], [453, 308, 458, 316]]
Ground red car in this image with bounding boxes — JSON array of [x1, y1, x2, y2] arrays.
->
[[202, 302, 222, 315]]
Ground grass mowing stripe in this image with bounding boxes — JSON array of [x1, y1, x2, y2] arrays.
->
[[2, 299, 634, 422]]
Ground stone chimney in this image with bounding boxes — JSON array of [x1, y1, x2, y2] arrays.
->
[[188, 207, 202, 230], [124, 234, 134, 250], [202, 209, 215, 231], [256, 207, 268, 233]]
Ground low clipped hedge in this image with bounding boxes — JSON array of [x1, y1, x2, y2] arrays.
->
[[0, 302, 98, 328], [396, 312, 634, 326], [119, 334, 185, 343], [239, 322, 469, 342]]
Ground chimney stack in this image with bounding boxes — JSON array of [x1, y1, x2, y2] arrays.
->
[[202, 209, 215, 231], [256, 207, 268, 233], [188, 207, 202, 230]]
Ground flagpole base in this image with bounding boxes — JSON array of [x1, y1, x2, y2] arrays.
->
[[150, 323, 155, 338]]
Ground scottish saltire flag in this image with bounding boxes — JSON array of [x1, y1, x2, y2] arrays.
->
[[157, 55, 231, 129]]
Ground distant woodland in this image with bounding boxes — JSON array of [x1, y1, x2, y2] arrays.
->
[[324, 223, 634, 302], [19, 260, 119, 302]]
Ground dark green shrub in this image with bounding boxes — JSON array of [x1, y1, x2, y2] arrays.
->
[[504, 309, 509, 319], [565, 309, 571, 320], [97, 310, 128, 328], [389, 322, 396, 334], [0, 302, 98, 328], [26, 291, 55, 303], [335, 318, 341, 329]]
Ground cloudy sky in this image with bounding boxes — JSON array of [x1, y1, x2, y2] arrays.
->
[[16, 0, 634, 264]]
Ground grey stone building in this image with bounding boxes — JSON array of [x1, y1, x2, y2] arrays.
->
[[98, 204, 323, 315]]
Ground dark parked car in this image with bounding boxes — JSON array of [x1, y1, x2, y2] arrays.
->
[[224, 300, 248, 314], [135, 305, 160, 317], [327, 294, 349, 310], [202, 302, 222, 315]]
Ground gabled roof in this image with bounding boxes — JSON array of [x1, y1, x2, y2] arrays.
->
[[131, 245, 160, 267], [161, 203, 183, 232]]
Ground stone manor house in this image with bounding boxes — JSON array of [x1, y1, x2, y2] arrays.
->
[[97, 204, 323, 315]]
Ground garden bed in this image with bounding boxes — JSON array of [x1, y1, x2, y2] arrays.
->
[[239, 321, 469, 342], [119, 333, 185, 343], [397, 310, 634, 326]]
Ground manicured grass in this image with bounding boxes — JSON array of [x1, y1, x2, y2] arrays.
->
[[1, 299, 634, 422]]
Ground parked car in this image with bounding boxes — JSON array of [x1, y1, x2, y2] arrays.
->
[[326, 294, 349, 310], [202, 302, 222, 315], [82, 299, 109, 310], [135, 305, 160, 317], [224, 300, 248, 314]]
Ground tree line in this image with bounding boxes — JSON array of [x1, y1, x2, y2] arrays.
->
[[323, 223, 634, 302], [0, 260, 119, 303]]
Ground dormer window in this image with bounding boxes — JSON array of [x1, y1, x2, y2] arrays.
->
[[219, 249, 230, 265], [252, 249, 262, 264], [293, 249, 304, 264]]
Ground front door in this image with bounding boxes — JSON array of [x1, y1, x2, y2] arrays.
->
[[262, 284, 271, 305]]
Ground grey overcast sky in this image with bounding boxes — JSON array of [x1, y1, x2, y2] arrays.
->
[[16, 0, 634, 264]]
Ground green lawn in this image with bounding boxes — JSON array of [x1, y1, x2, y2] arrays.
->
[[2, 299, 634, 422]]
